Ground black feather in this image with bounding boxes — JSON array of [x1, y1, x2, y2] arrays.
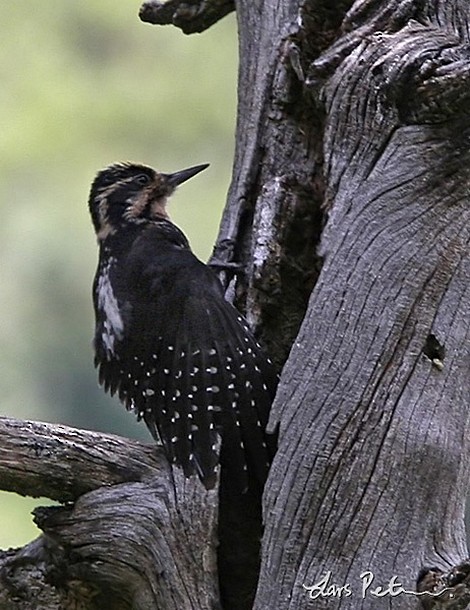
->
[[92, 212, 277, 490]]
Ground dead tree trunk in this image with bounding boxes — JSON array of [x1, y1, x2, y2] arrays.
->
[[216, 1, 470, 609], [0, 418, 219, 609], [1, 1, 470, 609]]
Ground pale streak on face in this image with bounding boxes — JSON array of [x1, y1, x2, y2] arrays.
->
[[123, 183, 171, 222], [95, 185, 118, 241], [95, 175, 171, 241], [149, 196, 170, 219], [146, 174, 172, 220]]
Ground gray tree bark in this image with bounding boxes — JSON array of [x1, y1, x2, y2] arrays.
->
[[0, 418, 219, 609], [1, 1, 470, 609], [220, 1, 470, 609]]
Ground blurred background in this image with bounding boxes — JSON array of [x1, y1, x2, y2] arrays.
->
[[0, 2, 237, 548]]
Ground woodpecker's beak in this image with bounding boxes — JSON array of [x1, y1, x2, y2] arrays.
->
[[165, 163, 209, 187]]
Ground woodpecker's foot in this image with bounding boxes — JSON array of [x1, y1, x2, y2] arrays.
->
[[208, 259, 244, 273]]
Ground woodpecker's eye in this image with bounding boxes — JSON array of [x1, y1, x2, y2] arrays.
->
[[135, 174, 151, 186]]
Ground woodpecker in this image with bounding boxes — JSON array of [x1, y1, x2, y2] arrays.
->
[[88, 162, 278, 490]]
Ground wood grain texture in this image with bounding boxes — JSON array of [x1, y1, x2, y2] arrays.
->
[[0, 417, 166, 501], [3, 1, 470, 608], [0, 417, 219, 610], [257, 2, 470, 609], [211, 0, 325, 368]]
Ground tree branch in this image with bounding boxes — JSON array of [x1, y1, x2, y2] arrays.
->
[[0, 416, 167, 502], [0, 417, 219, 610], [139, 0, 234, 34]]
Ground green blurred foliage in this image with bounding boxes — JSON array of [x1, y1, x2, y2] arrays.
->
[[0, 2, 237, 549]]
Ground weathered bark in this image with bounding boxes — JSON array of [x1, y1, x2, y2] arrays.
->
[[224, 1, 470, 610], [0, 418, 219, 609], [211, 0, 325, 368], [203, 0, 469, 608], [2, 1, 470, 609]]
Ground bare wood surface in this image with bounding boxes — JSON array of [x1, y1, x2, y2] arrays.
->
[[253, 2, 470, 609], [3, 1, 470, 608], [210, 0, 326, 369], [0, 416, 166, 501], [0, 417, 219, 610]]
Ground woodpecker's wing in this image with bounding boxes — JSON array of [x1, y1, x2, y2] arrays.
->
[[139, 259, 277, 491], [97, 233, 278, 491]]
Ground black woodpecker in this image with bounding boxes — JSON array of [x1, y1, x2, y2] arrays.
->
[[88, 162, 278, 490]]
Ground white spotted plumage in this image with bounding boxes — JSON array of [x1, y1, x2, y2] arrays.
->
[[96, 259, 124, 358], [90, 162, 278, 491]]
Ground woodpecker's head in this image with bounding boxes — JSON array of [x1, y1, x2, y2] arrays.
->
[[89, 162, 209, 240]]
